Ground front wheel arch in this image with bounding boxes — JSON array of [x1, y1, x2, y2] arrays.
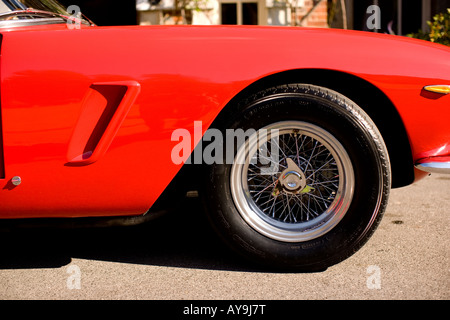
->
[[211, 69, 413, 188]]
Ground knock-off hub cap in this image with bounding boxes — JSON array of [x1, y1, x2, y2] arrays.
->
[[279, 158, 307, 193]]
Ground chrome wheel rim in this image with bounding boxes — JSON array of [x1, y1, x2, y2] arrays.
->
[[230, 121, 355, 242]]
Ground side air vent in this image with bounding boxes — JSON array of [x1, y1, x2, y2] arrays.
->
[[66, 80, 140, 166]]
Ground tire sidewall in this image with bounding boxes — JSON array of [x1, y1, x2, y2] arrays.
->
[[205, 86, 390, 270]]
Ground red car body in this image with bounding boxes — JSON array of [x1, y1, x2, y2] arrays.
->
[[1, 23, 449, 219], [1, 0, 450, 270]]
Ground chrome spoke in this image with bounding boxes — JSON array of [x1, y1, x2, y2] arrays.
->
[[247, 135, 339, 224]]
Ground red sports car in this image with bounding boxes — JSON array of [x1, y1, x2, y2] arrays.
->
[[0, 0, 449, 271]]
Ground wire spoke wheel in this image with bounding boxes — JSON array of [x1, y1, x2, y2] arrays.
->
[[204, 84, 390, 270], [231, 121, 355, 242]]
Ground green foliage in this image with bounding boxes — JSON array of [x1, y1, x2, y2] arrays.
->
[[408, 9, 450, 46]]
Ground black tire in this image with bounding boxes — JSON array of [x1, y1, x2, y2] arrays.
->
[[203, 84, 391, 271]]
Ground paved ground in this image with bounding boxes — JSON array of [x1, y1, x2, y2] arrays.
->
[[0, 173, 448, 300]]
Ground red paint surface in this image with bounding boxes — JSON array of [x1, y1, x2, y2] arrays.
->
[[0, 24, 449, 218]]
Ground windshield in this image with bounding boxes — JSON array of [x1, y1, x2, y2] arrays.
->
[[2, 0, 68, 14], [0, 0, 93, 26]]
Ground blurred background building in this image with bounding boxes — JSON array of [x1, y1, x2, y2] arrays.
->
[[342, 0, 450, 35], [135, 0, 329, 27], [59, 0, 449, 36]]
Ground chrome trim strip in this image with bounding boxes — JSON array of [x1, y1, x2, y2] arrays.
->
[[415, 162, 450, 174], [0, 9, 93, 28], [0, 18, 65, 28]]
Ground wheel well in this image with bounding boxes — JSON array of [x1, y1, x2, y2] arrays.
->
[[210, 69, 415, 188]]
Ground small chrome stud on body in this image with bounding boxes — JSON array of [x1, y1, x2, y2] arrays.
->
[[11, 176, 22, 186]]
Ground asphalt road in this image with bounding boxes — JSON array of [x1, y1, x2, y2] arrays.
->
[[0, 173, 448, 300]]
